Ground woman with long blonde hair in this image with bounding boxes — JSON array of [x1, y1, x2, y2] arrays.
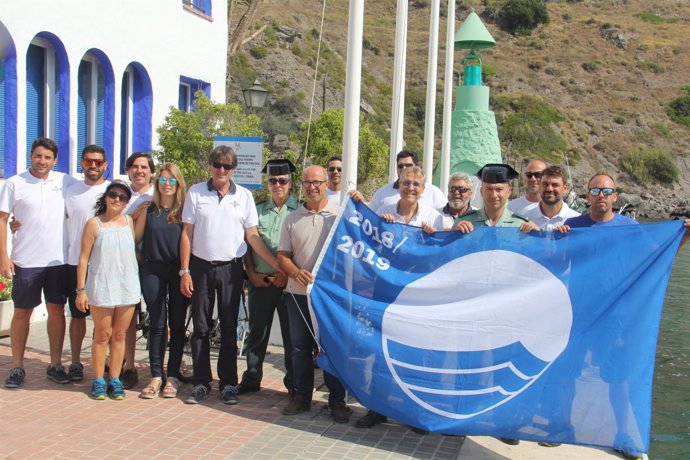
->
[[134, 163, 188, 398]]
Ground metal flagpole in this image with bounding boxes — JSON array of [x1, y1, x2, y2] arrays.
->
[[440, 0, 456, 194], [341, 0, 364, 197], [388, 0, 409, 182], [422, 0, 441, 182]]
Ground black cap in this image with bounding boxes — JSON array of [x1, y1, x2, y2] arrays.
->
[[261, 159, 297, 176], [476, 164, 519, 184]]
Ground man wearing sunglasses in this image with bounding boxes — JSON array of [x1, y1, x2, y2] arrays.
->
[[560, 173, 634, 228], [508, 159, 547, 216], [369, 150, 445, 213], [63, 145, 111, 381], [440, 172, 477, 228], [325, 156, 343, 205], [180, 146, 282, 405], [238, 159, 299, 396], [0, 138, 79, 388]]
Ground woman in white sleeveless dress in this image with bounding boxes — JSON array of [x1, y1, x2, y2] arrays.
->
[[76, 180, 141, 400]]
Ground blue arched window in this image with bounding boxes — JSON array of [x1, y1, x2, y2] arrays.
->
[[120, 63, 152, 176], [25, 33, 70, 173], [0, 29, 18, 178], [77, 50, 114, 174]]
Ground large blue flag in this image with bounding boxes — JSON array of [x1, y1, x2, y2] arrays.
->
[[308, 198, 685, 454]]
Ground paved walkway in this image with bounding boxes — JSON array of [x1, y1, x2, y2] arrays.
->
[[0, 319, 631, 459]]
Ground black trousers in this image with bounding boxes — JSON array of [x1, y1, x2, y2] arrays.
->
[[240, 283, 292, 389], [140, 261, 189, 378], [189, 255, 244, 388]]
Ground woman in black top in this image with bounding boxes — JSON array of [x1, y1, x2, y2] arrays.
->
[[135, 163, 187, 398]]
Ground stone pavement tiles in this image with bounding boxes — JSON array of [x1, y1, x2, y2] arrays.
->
[[0, 319, 627, 459]]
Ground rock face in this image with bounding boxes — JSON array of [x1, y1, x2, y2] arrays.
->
[[599, 25, 633, 50]]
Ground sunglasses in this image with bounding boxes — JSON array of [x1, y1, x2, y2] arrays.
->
[[301, 180, 326, 188], [401, 180, 422, 188], [268, 178, 290, 185], [449, 186, 470, 194], [212, 162, 235, 171], [525, 172, 542, 179], [158, 177, 178, 185], [397, 163, 415, 169], [81, 158, 105, 167], [105, 190, 130, 202], [328, 166, 342, 173], [588, 187, 616, 196]]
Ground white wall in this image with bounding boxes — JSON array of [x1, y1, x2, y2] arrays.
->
[[1, 0, 228, 175]]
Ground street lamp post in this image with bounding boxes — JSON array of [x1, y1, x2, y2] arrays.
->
[[242, 79, 269, 111]]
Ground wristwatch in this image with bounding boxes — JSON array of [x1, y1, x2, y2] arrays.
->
[[179, 268, 190, 276]]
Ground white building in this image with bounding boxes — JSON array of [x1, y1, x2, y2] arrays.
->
[[0, 0, 228, 179]]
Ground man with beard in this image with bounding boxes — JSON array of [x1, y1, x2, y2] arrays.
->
[[0, 138, 78, 388], [325, 156, 343, 205], [508, 159, 546, 215], [121, 151, 155, 389], [522, 165, 580, 231], [439, 172, 476, 228]]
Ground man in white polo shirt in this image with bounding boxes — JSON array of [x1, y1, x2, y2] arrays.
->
[[508, 159, 546, 215], [368, 150, 445, 212], [522, 165, 580, 231], [0, 137, 78, 388], [180, 145, 281, 405]]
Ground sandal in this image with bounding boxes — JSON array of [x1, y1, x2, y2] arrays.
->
[[139, 377, 162, 399], [162, 377, 179, 398]]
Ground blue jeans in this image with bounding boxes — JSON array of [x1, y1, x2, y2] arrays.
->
[[285, 293, 345, 405]]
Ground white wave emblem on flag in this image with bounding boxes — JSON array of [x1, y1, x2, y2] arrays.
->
[[382, 250, 573, 419]]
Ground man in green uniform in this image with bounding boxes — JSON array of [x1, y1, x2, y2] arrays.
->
[[237, 159, 300, 395], [454, 164, 539, 233], [452, 163, 537, 446]]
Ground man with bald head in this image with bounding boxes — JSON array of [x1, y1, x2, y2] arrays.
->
[[508, 159, 547, 215], [277, 165, 351, 423]]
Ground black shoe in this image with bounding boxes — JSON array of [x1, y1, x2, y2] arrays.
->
[[330, 401, 352, 424], [496, 437, 520, 446], [120, 368, 138, 389], [220, 385, 239, 405], [283, 394, 311, 415], [411, 426, 429, 435], [539, 442, 561, 447], [236, 382, 260, 395], [5, 367, 25, 388], [47, 364, 70, 384], [68, 362, 84, 382], [185, 384, 211, 404], [355, 410, 387, 428]]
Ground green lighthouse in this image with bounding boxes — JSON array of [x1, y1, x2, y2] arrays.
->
[[450, 11, 502, 175]]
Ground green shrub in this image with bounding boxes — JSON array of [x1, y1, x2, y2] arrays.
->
[[667, 95, 690, 127], [228, 53, 257, 90], [250, 46, 268, 59], [613, 116, 625, 124], [291, 43, 303, 57], [581, 61, 598, 72], [492, 94, 567, 162], [498, 0, 549, 35], [619, 148, 679, 185], [634, 12, 664, 24]]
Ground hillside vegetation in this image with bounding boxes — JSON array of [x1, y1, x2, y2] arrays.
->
[[226, 0, 690, 218]]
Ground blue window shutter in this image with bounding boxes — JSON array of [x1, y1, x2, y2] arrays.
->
[[26, 44, 45, 167], [77, 60, 90, 173], [120, 71, 129, 176], [96, 64, 105, 146], [0, 59, 5, 174], [178, 84, 189, 111]]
